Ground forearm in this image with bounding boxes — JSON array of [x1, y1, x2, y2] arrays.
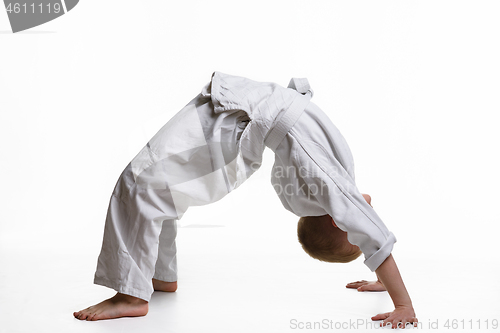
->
[[375, 254, 413, 308]]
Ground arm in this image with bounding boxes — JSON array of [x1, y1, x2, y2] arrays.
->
[[372, 253, 418, 328]]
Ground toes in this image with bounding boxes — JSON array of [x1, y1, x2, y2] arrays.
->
[[90, 311, 102, 321], [74, 306, 97, 320], [82, 310, 93, 321], [86, 309, 101, 321], [91, 309, 106, 321]]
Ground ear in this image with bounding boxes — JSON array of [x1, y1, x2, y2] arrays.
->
[[330, 216, 338, 228]]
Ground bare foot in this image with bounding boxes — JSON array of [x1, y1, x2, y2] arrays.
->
[[346, 280, 386, 292], [73, 293, 148, 321], [153, 278, 177, 292]]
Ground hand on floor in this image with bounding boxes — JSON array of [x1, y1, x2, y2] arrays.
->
[[346, 279, 386, 292], [372, 305, 418, 329]]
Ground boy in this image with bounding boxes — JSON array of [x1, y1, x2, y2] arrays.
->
[[74, 72, 417, 328]]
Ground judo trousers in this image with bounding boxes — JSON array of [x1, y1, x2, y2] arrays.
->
[[93, 92, 252, 301], [93, 73, 395, 301]]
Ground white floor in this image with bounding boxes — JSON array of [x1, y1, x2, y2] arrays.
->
[[1, 178, 499, 333]]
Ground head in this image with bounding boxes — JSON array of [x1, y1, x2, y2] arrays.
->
[[297, 215, 362, 263]]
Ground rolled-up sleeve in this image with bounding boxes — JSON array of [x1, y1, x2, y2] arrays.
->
[[363, 231, 397, 271]]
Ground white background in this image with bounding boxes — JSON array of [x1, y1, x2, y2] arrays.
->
[[1, 1, 499, 332]]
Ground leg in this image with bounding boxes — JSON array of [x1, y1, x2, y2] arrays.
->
[[75, 95, 212, 320], [152, 218, 178, 292], [75, 91, 252, 320], [75, 164, 174, 320]]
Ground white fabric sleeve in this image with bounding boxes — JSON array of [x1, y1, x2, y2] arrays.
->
[[292, 138, 397, 271]]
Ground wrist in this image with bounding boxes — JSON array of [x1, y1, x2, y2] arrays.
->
[[394, 302, 414, 310]]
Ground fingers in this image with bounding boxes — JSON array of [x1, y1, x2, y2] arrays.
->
[[347, 280, 367, 284], [345, 280, 368, 288], [371, 312, 391, 321], [372, 307, 418, 329], [346, 280, 386, 292], [379, 316, 419, 329], [357, 282, 386, 292], [381, 317, 399, 329], [357, 285, 372, 292]]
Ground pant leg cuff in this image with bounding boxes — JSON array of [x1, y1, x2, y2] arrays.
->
[[93, 276, 152, 302], [152, 273, 177, 282]]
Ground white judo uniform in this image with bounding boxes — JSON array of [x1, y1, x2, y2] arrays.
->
[[94, 72, 396, 301]]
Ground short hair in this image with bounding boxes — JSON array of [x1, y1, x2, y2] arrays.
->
[[297, 215, 362, 263]]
